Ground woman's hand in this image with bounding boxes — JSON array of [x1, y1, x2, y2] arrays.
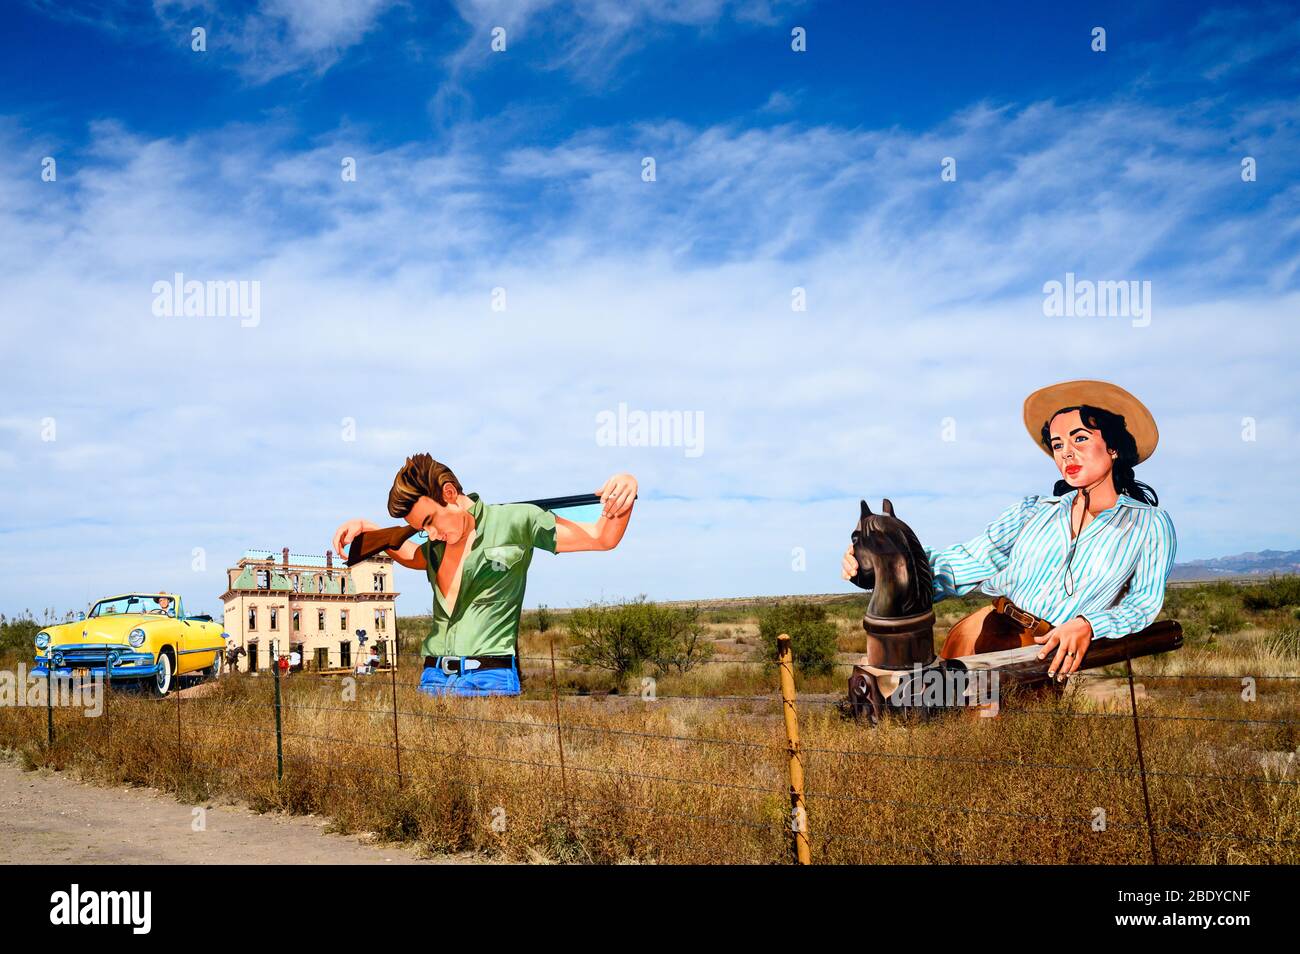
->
[[332, 518, 379, 559], [596, 473, 637, 518], [1034, 616, 1094, 681], [842, 544, 875, 590], [841, 545, 859, 581]]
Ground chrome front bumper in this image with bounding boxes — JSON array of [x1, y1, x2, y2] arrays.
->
[[33, 647, 160, 680]]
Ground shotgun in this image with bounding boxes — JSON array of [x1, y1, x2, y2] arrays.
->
[[343, 493, 631, 566]]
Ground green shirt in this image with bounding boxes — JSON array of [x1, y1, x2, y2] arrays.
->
[[419, 494, 557, 658]]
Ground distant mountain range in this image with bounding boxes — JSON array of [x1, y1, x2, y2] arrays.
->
[[1170, 550, 1300, 581]]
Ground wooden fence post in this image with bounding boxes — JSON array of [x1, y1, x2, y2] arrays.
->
[[777, 633, 811, 865]]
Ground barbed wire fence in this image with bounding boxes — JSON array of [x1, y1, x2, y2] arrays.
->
[[21, 635, 1300, 864]]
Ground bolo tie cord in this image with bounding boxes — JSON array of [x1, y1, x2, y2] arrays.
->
[[1063, 476, 1108, 597], [1063, 489, 1084, 597]]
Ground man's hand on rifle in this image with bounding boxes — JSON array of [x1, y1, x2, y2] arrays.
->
[[596, 473, 638, 518], [333, 518, 380, 559]]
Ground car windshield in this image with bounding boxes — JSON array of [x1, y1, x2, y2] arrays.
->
[[89, 595, 175, 618]]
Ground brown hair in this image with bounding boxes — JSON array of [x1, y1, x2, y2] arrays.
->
[[386, 454, 463, 518]]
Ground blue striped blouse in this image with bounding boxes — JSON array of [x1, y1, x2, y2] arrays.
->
[[924, 492, 1177, 639]]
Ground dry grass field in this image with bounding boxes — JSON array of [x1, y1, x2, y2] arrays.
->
[[1, 580, 1297, 864]]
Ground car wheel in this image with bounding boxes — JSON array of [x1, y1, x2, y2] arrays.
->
[[153, 651, 173, 696]]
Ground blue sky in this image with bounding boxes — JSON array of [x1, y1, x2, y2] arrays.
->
[[1, 0, 1298, 617]]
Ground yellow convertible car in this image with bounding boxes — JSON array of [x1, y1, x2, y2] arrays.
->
[[33, 593, 228, 696]]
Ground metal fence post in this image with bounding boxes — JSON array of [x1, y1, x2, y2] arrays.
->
[[389, 651, 402, 787], [45, 662, 54, 750], [548, 635, 571, 818], [102, 672, 110, 760], [175, 660, 183, 754], [1125, 652, 1158, 864], [271, 639, 283, 783], [777, 633, 811, 865]]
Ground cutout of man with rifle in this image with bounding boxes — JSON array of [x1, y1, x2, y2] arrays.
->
[[333, 454, 637, 696]]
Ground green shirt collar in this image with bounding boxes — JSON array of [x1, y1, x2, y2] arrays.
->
[[426, 493, 486, 567]]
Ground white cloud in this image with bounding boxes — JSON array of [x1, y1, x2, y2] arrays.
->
[[442, 0, 802, 86], [27, 0, 401, 82], [2, 92, 1299, 613], [163, 0, 401, 80], [28, 0, 799, 85]]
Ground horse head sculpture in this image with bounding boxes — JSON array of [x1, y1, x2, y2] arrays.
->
[[852, 499, 933, 622], [851, 498, 937, 671]]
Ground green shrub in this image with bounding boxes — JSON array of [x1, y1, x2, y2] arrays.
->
[[565, 600, 646, 686], [1161, 582, 1241, 619], [0, 617, 40, 658], [520, 604, 556, 637], [648, 604, 714, 675], [1207, 606, 1245, 635], [1242, 576, 1300, 611], [566, 598, 712, 686], [758, 602, 839, 677]]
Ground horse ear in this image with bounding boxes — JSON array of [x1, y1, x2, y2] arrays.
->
[[882, 498, 895, 516], [860, 499, 872, 518]]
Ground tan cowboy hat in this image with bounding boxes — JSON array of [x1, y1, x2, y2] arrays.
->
[[1023, 379, 1159, 464]]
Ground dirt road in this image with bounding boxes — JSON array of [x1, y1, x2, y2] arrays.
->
[[0, 756, 478, 865]]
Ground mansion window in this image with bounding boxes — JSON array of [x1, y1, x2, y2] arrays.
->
[[318, 609, 326, 631], [270, 608, 279, 631], [248, 606, 257, 631]]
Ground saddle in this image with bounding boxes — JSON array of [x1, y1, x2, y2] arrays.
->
[[938, 596, 1052, 659]]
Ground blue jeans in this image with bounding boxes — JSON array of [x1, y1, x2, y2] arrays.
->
[[418, 658, 521, 697]]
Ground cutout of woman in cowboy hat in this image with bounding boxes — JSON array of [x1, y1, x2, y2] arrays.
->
[[842, 380, 1177, 680]]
